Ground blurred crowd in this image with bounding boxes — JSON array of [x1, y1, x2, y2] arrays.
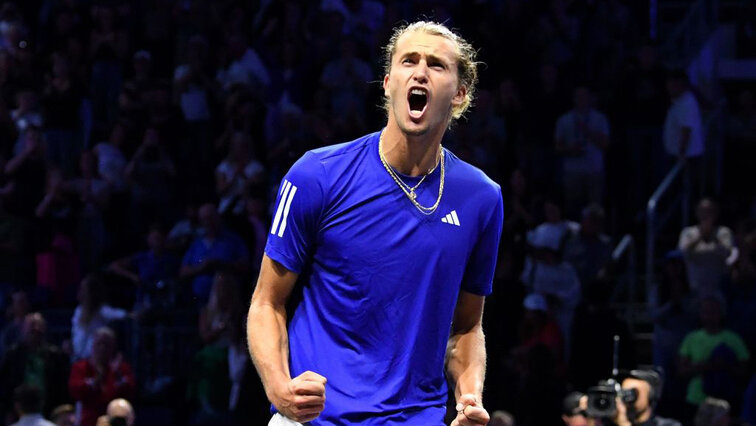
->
[[0, 0, 756, 425]]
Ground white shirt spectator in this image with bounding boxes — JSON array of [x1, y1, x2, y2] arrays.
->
[[10, 414, 56, 426], [664, 90, 704, 157], [216, 48, 271, 91], [94, 143, 128, 192], [678, 225, 733, 294], [216, 160, 264, 215], [174, 65, 211, 122], [555, 109, 610, 174], [71, 304, 127, 360], [520, 259, 581, 355]]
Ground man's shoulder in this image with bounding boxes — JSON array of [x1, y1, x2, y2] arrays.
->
[[652, 415, 682, 426], [446, 151, 502, 199], [287, 132, 377, 179], [307, 132, 377, 163]]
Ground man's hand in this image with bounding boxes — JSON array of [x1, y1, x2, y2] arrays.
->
[[271, 371, 327, 423], [451, 394, 490, 426], [612, 397, 632, 426]]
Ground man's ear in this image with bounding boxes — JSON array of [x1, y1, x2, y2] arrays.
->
[[452, 85, 467, 108], [383, 74, 390, 97]]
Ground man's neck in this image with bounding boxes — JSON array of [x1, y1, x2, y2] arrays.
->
[[381, 120, 444, 176], [634, 408, 652, 424]]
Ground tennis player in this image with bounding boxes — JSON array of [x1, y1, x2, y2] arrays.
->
[[247, 21, 504, 426]]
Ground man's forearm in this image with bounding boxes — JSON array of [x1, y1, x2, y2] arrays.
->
[[446, 325, 486, 401], [247, 302, 292, 400]]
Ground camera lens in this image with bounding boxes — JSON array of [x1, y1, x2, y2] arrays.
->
[[595, 396, 611, 410]]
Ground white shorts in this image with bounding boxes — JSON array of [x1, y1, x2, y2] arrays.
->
[[268, 413, 305, 426]]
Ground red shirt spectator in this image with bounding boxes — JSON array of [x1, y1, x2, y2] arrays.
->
[[68, 328, 135, 426]]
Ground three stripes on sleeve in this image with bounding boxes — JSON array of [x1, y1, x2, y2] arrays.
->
[[271, 179, 297, 237]]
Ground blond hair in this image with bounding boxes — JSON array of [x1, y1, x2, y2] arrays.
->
[[382, 21, 479, 122]]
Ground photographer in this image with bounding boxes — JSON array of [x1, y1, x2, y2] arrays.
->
[[614, 370, 681, 426], [584, 370, 681, 426], [95, 399, 134, 426]]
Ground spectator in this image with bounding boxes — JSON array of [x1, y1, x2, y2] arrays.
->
[[108, 225, 180, 312], [69, 327, 135, 426], [233, 185, 268, 274], [179, 203, 249, 304], [216, 33, 270, 93], [95, 398, 134, 426], [68, 150, 109, 274], [743, 374, 756, 424], [500, 169, 536, 282], [652, 251, 697, 416], [678, 199, 733, 295], [125, 126, 176, 232], [521, 218, 581, 355], [71, 274, 128, 361], [49, 404, 74, 426], [4, 125, 47, 216], [10, 384, 56, 426], [490, 410, 516, 426], [0, 290, 30, 356], [42, 52, 84, 173], [215, 132, 264, 216], [11, 88, 42, 150], [523, 63, 570, 193], [319, 38, 372, 119], [167, 202, 202, 252], [561, 392, 589, 426], [679, 294, 750, 408], [188, 271, 246, 425], [514, 293, 564, 364], [694, 397, 731, 426], [618, 369, 682, 425], [662, 69, 703, 194], [0, 313, 70, 420], [563, 203, 612, 286], [554, 86, 610, 218], [93, 122, 128, 194]]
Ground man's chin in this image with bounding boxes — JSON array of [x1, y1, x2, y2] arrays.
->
[[398, 119, 429, 137]]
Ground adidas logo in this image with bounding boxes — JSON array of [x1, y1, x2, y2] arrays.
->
[[441, 210, 460, 226]]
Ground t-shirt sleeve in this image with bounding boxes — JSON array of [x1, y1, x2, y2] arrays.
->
[[264, 152, 326, 273], [679, 96, 700, 128], [726, 332, 751, 361], [679, 332, 693, 357], [461, 185, 504, 296]]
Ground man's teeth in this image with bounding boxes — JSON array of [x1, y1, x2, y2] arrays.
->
[[411, 89, 426, 96]]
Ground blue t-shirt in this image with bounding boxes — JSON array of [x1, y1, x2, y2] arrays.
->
[[265, 131, 503, 425]]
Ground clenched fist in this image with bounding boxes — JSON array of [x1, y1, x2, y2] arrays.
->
[[271, 371, 327, 423], [451, 394, 490, 426]]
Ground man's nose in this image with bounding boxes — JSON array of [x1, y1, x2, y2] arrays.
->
[[412, 61, 429, 82]]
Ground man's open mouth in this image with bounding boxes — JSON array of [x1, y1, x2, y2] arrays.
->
[[407, 88, 428, 118]]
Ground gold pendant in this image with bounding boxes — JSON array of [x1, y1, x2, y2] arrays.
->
[[410, 190, 417, 200]]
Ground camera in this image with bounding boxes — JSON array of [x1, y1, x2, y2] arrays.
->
[[109, 416, 128, 426], [586, 379, 638, 418]]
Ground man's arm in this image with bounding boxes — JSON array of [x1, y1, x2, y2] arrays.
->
[[247, 254, 326, 423], [447, 290, 490, 426]]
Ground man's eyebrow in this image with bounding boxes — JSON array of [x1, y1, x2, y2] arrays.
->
[[398, 51, 452, 65]]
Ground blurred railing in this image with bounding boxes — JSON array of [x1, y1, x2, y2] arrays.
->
[[611, 234, 638, 332]]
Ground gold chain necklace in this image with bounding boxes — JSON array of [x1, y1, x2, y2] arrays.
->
[[378, 130, 445, 215]]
